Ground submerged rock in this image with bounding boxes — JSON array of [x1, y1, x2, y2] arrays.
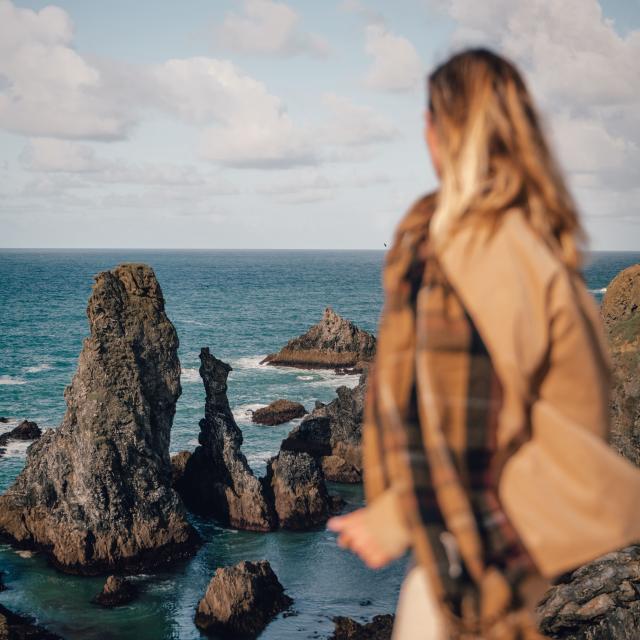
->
[[251, 399, 307, 426], [260, 307, 376, 370], [0, 420, 40, 446], [0, 603, 64, 639], [601, 264, 640, 466], [91, 575, 138, 608], [330, 614, 394, 640], [264, 450, 334, 530], [0, 263, 200, 574], [195, 560, 292, 638], [176, 348, 275, 531], [281, 368, 368, 483]]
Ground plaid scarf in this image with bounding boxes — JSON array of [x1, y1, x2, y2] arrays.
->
[[363, 193, 547, 638]]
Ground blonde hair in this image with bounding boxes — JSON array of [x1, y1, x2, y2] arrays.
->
[[428, 48, 585, 269]]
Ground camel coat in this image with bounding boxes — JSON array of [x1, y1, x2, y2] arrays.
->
[[364, 206, 640, 580]]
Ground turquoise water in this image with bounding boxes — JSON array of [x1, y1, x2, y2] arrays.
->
[[0, 249, 639, 639]]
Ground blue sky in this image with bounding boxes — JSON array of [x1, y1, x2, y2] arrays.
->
[[0, 0, 638, 249]]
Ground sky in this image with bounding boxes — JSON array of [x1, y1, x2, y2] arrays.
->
[[0, 0, 638, 249]]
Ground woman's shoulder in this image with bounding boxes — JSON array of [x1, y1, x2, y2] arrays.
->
[[437, 207, 564, 293]]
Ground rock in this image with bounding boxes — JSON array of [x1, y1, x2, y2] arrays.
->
[[170, 450, 192, 488], [0, 417, 9, 423], [260, 307, 376, 369], [0, 603, 64, 639], [91, 575, 138, 608], [251, 399, 307, 426], [330, 614, 395, 639], [195, 560, 292, 638], [601, 264, 640, 465], [281, 417, 333, 458], [0, 263, 200, 575], [264, 450, 334, 529], [175, 348, 276, 531], [0, 420, 41, 447], [537, 546, 640, 639], [281, 368, 368, 483]]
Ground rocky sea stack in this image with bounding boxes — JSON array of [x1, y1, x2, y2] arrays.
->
[[0, 263, 200, 574], [260, 307, 376, 370], [282, 367, 368, 482], [175, 348, 276, 531], [195, 560, 292, 638]]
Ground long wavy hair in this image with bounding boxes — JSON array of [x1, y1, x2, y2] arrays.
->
[[427, 48, 585, 269]]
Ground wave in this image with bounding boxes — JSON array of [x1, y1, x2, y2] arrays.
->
[[230, 354, 269, 371], [0, 375, 27, 386], [23, 363, 53, 374], [180, 367, 201, 383], [589, 287, 607, 294], [232, 403, 265, 423], [1, 439, 32, 459]]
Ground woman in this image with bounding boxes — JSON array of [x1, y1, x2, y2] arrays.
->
[[327, 48, 640, 639]]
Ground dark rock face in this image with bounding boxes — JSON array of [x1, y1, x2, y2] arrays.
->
[[0, 603, 64, 639], [91, 575, 138, 608], [176, 348, 275, 531], [601, 264, 640, 465], [195, 560, 292, 638], [0, 263, 200, 574], [281, 368, 368, 483], [330, 614, 395, 640], [537, 547, 640, 639], [260, 307, 376, 369], [170, 450, 192, 488], [264, 451, 333, 530], [0, 417, 9, 423], [251, 399, 307, 426]]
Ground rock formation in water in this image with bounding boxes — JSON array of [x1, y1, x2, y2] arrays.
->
[[0, 603, 64, 639], [281, 367, 368, 482], [260, 307, 376, 370], [0, 420, 41, 458], [537, 547, 640, 639], [330, 615, 394, 640], [601, 264, 640, 465], [175, 348, 276, 531], [251, 399, 307, 426], [91, 575, 139, 608], [264, 450, 334, 530], [170, 450, 192, 488], [0, 263, 200, 574], [195, 560, 292, 638]]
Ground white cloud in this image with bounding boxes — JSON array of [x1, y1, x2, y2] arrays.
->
[[320, 93, 398, 147], [364, 24, 423, 92], [22, 138, 107, 172], [0, 0, 138, 140], [216, 0, 329, 57]]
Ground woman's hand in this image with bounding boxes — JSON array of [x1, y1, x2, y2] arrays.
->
[[327, 508, 395, 569]]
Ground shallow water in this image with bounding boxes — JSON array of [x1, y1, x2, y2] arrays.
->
[[0, 248, 638, 639]]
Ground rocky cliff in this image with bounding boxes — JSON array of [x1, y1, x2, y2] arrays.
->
[[260, 307, 376, 370], [0, 263, 200, 574], [601, 264, 640, 465]]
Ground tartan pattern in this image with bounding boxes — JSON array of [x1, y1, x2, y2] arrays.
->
[[362, 192, 542, 633]]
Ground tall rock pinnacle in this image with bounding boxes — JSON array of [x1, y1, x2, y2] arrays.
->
[[0, 263, 200, 574]]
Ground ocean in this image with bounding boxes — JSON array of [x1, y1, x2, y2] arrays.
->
[[1, 248, 638, 639]]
